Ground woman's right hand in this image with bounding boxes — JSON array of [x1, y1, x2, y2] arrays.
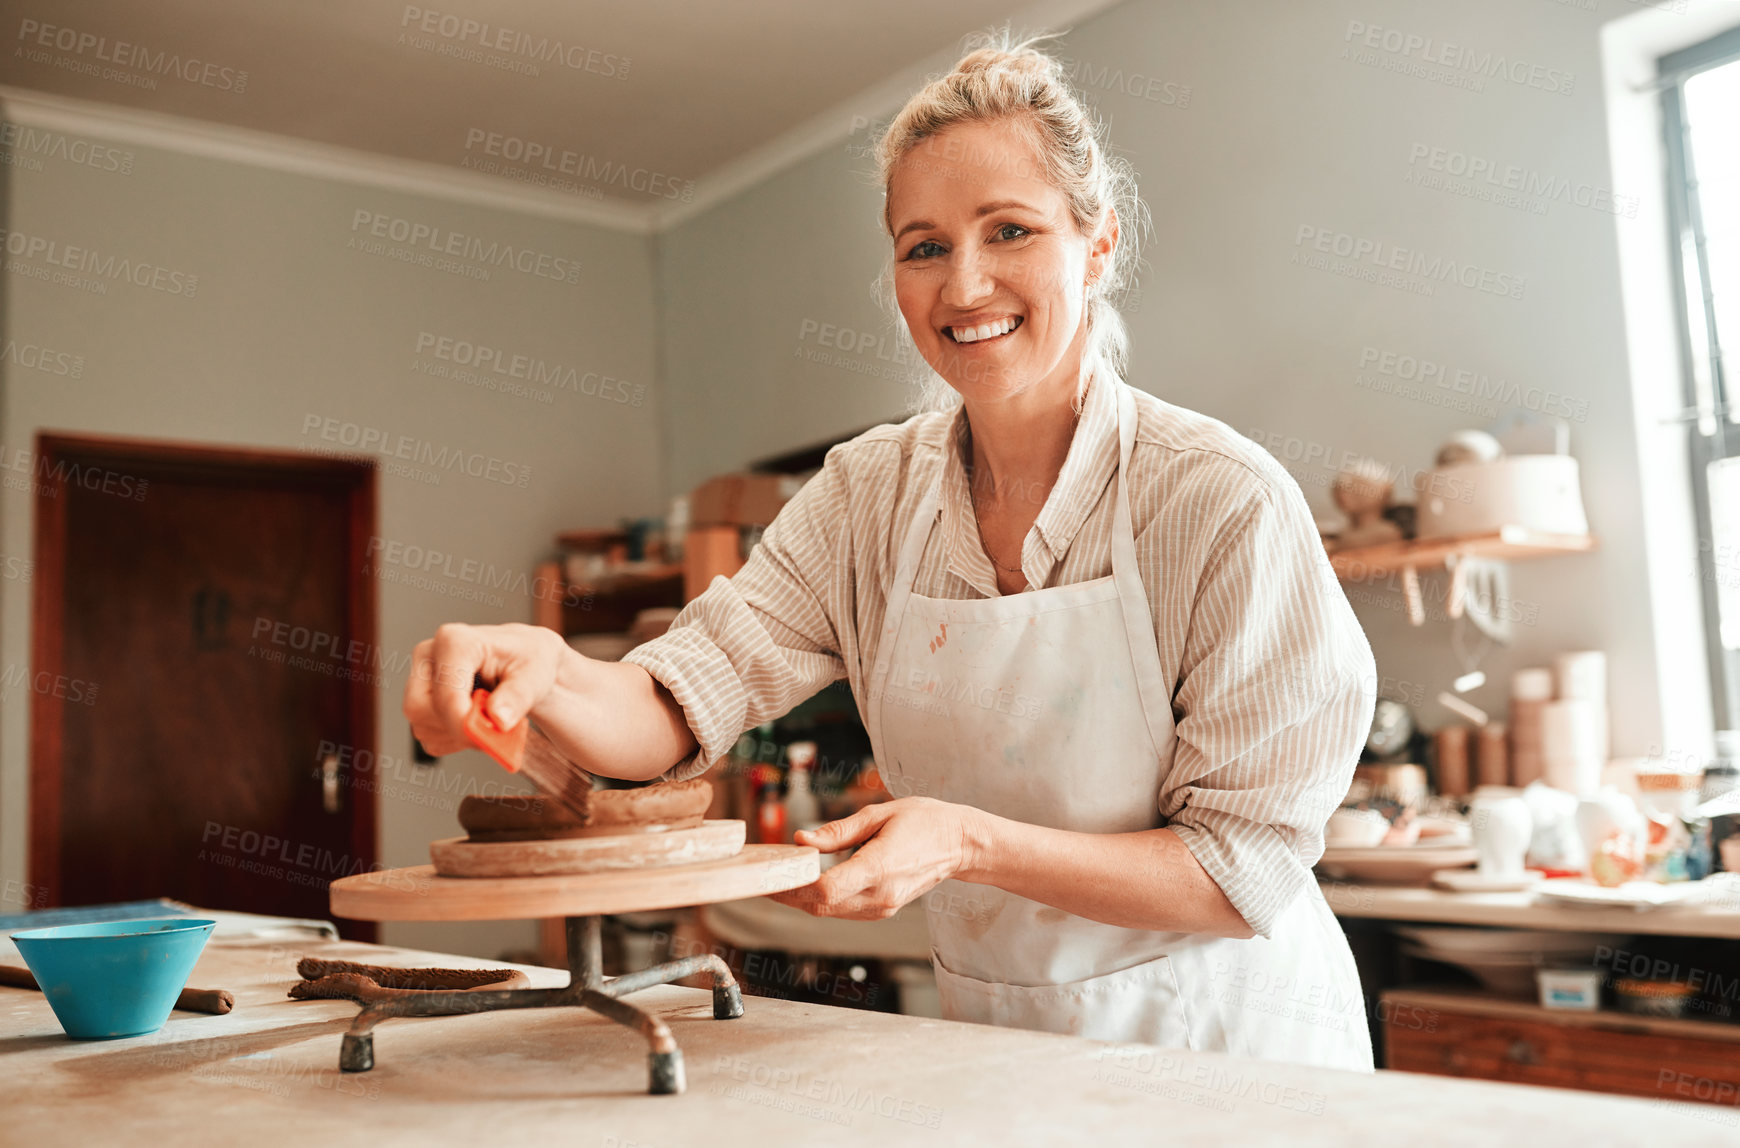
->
[[402, 622, 567, 755], [402, 621, 699, 781]]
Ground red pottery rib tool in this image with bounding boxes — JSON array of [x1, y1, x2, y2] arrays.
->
[[463, 688, 529, 772], [463, 688, 591, 820]]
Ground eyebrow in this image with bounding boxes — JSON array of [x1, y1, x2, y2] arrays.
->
[[891, 200, 1041, 242]]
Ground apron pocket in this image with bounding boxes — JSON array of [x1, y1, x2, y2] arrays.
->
[[930, 948, 1192, 1048], [1163, 901, 1375, 1072]]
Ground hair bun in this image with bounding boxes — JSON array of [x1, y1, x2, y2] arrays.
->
[[951, 45, 1059, 82]]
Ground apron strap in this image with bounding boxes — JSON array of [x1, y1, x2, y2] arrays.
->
[[1107, 385, 1179, 768], [865, 471, 942, 767], [872, 476, 941, 679]]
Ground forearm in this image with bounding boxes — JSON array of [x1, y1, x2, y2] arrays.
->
[[528, 647, 698, 782], [959, 810, 1255, 938]]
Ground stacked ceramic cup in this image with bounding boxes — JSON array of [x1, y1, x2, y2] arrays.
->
[[1509, 668, 1553, 788]]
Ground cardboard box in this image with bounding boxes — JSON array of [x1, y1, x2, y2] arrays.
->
[[684, 525, 743, 601], [688, 473, 802, 529]]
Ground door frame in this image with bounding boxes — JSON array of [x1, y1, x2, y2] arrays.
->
[[28, 433, 379, 916]]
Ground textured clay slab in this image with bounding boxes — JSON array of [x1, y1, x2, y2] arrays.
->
[[457, 778, 713, 840], [430, 820, 746, 877], [330, 845, 820, 921]]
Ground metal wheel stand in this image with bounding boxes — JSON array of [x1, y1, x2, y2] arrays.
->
[[335, 915, 743, 1095]]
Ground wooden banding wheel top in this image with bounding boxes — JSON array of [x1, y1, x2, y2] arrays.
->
[[431, 778, 747, 878], [331, 846, 819, 921]]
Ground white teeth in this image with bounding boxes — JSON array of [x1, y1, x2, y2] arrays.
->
[[950, 317, 1019, 343]]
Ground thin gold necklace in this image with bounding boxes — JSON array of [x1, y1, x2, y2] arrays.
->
[[979, 530, 1025, 575], [970, 485, 1026, 575]]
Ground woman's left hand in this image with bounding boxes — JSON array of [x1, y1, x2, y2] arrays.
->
[[770, 797, 984, 919]]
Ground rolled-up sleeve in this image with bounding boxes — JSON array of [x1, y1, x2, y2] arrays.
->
[[620, 452, 852, 782], [1158, 484, 1376, 938]]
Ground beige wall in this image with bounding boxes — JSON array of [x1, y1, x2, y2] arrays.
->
[[0, 131, 661, 957], [655, 0, 1681, 760]]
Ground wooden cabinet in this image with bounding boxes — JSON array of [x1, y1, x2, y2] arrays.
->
[[1383, 989, 1740, 1108]]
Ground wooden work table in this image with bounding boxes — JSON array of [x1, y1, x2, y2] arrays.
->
[[1318, 879, 1740, 939], [4, 931, 1735, 1145]]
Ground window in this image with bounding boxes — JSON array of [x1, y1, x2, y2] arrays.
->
[[1663, 26, 1740, 730]]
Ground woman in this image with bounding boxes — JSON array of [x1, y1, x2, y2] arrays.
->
[[405, 40, 1375, 1071]]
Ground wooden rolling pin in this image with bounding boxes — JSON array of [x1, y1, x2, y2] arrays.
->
[[0, 963, 235, 1015]]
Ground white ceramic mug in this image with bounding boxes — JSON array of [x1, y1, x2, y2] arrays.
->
[[1575, 788, 1645, 854], [1470, 792, 1533, 879]]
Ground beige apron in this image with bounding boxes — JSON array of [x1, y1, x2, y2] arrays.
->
[[864, 384, 1372, 1071]]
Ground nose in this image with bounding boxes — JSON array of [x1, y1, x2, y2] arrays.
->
[[940, 246, 994, 311]]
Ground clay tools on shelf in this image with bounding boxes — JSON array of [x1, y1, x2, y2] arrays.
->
[[463, 687, 590, 821]]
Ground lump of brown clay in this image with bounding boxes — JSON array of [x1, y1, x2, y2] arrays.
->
[[458, 778, 712, 841]]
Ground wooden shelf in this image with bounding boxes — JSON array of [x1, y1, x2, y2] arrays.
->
[[1318, 880, 1740, 940], [1329, 527, 1595, 581], [530, 558, 683, 635], [566, 562, 682, 593]]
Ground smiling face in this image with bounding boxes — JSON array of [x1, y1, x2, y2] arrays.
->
[[887, 117, 1114, 407]]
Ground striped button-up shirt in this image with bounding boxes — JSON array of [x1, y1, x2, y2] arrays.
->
[[600, 374, 1375, 937]]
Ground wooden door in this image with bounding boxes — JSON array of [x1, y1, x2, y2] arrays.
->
[[29, 435, 377, 939]]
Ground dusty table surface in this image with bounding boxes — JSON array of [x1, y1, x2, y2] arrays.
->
[[3, 933, 1734, 1147]]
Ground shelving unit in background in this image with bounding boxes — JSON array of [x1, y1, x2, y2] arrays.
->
[[531, 561, 684, 629], [1327, 527, 1596, 625]]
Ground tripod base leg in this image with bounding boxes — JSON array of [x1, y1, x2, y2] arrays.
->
[[649, 1049, 685, 1095], [713, 980, 744, 1020], [340, 1032, 374, 1073]]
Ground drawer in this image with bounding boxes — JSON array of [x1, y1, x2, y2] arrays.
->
[[1382, 990, 1740, 1107]]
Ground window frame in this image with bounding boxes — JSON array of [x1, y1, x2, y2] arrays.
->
[[1660, 25, 1740, 731]]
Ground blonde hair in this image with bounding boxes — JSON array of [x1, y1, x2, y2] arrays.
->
[[874, 31, 1145, 410]]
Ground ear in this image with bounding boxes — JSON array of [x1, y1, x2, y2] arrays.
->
[[1086, 207, 1119, 287]]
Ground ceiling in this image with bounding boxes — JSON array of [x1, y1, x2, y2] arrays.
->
[[0, 0, 1119, 216]]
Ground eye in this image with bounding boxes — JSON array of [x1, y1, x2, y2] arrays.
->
[[993, 223, 1030, 242], [904, 239, 945, 260]]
